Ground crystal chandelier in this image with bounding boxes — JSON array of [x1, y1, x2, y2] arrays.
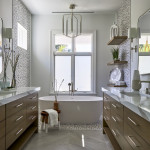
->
[[62, 4, 82, 38]]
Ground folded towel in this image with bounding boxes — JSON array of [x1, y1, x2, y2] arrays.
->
[[44, 109, 58, 127]]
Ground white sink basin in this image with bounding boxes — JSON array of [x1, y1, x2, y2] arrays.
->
[[120, 91, 140, 97]]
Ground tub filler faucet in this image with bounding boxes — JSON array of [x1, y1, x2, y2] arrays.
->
[[68, 82, 77, 96]]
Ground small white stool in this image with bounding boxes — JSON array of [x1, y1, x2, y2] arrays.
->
[[41, 109, 60, 133]]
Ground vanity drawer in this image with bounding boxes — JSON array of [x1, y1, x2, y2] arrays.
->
[[0, 105, 5, 121], [27, 112, 38, 126], [25, 92, 38, 106], [111, 113, 123, 135], [111, 99, 123, 118], [124, 107, 150, 145], [103, 103, 110, 114], [0, 121, 5, 138], [6, 122, 26, 149], [6, 98, 25, 117], [111, 122, 124, 150], [6, 108, 26, 134], [0, 136, 5, 150], [103, 111, 111, 128], [124, 122, 150, 150]]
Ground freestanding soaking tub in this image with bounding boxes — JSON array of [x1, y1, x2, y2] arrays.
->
[[39, 96, 103, 124]]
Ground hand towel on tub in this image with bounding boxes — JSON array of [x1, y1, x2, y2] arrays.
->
[[44, 109, 58, 127]]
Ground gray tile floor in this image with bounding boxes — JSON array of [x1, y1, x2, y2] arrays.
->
[[23, 129, 114, 150]]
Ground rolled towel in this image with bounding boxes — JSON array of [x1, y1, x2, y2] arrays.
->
[[44, 109, 58, 127]]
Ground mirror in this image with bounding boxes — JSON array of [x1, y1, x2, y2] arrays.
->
[[138, 10, 150, 75], [0, 18, 2, 73]]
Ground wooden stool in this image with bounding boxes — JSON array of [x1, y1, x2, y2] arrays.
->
[[41, 101, 61, 133]]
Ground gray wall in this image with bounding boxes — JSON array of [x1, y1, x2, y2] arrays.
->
[[0, 0, 12, 28], [13, 0, 31, 87], [31, 14, 115, 96]]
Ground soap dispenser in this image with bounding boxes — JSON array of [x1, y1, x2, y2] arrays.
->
[[132, 70, 141, 91]]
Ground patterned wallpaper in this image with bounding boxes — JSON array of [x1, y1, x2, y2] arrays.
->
[[13, 0, 31, 87], [117, 0, 131, 87]]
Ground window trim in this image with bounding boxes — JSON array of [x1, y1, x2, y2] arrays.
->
[[50, 30, 96, 94]]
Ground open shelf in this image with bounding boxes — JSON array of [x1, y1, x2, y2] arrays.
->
[[103, 127, 121, 150], [8, 125, 38, 150], [108, 36, 127, 45], [107, 61, 128, 66]]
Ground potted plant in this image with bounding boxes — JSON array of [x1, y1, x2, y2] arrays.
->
[[111, 48, 120, 62]]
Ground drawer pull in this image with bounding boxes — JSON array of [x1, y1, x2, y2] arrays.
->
[[30, 96, 37, 99], [111, 129, 116, 136], [128, 117, 138, 126], [32, 116, 36, 120], [104, 97, 108, 100], [16, 128, 23, 135], [32, 106, 37, 110], [104, 116, 108, 121], [112, 116, 117, 122], [16, 116, 23, 122], [16, 103, 23, 108], [128, 136, 140, 147], [112, 104, 117, 108]]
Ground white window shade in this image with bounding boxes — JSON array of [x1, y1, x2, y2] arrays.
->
[[17, 23, 27, 50], [75, 56, 91, 91], [55, 56, 71, 91]]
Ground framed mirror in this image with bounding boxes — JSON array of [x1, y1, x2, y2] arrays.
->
[[0, 18, 3, 73], [138, 10, 150, 75]]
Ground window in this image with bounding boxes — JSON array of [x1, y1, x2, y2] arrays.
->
[[17, 23, 27, 50], [51, 31, 96, 93]]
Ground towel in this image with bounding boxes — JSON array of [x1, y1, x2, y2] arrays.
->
[[44, 109, 58, 127]]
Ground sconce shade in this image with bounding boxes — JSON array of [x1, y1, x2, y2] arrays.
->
[[3, 28, 12, 39], [128, 28, 141, 39]]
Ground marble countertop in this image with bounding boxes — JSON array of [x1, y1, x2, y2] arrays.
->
[[102, 87, 150, 122], [0, 87, 40, 106]]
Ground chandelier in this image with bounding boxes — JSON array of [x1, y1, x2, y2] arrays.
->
[[62, 4, 82, 38]]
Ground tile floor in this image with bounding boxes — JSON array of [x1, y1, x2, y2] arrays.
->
[[23, 127, 114, 150]]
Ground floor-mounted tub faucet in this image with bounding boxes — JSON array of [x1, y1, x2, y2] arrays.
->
[[68, 82, 77, 96]]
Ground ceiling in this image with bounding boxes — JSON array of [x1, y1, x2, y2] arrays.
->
[[21, 0, 122, 15]]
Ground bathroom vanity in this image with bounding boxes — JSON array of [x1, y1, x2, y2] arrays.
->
[[102, 87, 150, 150], [0, 87, 40, 150]]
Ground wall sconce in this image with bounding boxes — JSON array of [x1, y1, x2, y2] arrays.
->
[[3, 28, 12, 41], [128, 28, 141, 52], [3, 28, 13, 50]]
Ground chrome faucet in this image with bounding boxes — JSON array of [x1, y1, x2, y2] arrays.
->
[[140, 81, 150, 94], [68, 82, 77, 96]]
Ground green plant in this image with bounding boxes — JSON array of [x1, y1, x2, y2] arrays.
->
[[111, 48, 119, 60]]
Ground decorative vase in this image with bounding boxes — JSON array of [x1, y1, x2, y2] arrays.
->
[[132, 70, 141, 91], [0, 76, 10, 89], [110, 22, 119, 39], [0, 68, 10, 89], [11, 72, 16, 88]]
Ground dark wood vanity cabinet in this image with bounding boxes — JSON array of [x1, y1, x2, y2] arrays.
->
[[0, 92, 38, 150], [0, 105, 6, 150], [103, 93, 150, 150], [103, 93, 136, 150]]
